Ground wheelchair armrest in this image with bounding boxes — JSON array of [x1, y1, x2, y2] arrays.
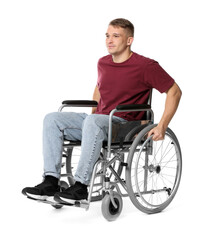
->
[[62, 100, 98, 107], [116, 104, 151, 111], [59, 100, 98, 112]]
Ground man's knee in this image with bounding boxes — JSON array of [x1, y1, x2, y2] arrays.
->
[[83, 114, 108, 129], [43, 112, 61, 127]]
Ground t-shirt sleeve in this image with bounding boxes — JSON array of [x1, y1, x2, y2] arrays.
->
[[144, 61, 175, 93]]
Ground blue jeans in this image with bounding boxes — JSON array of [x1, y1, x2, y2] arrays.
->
[[43, 112, 126, 185]]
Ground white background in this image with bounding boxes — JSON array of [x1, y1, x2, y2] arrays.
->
[[0, 0, 208, 239]]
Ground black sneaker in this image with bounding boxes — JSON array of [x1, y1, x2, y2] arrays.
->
[[22, 176, 60, 201], [54, 181, 88, 204]]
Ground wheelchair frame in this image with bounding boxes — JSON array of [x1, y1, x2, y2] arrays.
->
[[56, 96, 182, 221]]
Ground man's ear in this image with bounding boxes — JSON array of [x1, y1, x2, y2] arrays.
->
[[127, 37, 134, 46]]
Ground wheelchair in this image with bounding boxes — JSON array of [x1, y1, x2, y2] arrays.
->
[[44, 92, 182, 221]]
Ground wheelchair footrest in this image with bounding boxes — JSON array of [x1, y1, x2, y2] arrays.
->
[[57, 197, 89, 209], [73, 200, 89, 209], [26, 195, 62, 206], [26, 195, 89, 210], [55, 200, 89, 210]]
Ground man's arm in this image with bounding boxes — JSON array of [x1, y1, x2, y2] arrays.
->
[[148, 82, 182, 141], [92, 85, 100, 114]]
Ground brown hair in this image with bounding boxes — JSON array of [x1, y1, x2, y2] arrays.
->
[[109, 18, 134, 37]]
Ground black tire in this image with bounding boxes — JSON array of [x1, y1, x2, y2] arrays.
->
[[126, 124, 182, 214]]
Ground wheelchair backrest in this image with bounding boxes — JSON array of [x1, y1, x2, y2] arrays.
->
[[144, 89, 152, 120], [112, 89, 153, 144]]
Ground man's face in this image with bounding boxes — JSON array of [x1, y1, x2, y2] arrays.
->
[[106, 25, 133, 56]]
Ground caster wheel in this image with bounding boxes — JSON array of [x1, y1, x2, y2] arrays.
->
[[101, 191, 123, 221]]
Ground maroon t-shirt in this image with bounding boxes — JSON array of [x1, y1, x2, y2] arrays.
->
[[95, 52, 174, 121]]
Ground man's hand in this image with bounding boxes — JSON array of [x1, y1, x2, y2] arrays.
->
[[147, 125, 166, 141]]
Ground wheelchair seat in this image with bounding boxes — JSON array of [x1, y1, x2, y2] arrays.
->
[[63, 120, 149, 149]]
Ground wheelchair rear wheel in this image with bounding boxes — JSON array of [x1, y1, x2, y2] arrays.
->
[[126, 124, 182, 214]]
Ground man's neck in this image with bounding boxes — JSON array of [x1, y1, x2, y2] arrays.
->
[[112, 50, 133, 63]]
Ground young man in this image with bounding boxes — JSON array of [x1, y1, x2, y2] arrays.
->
[[22, 18, 182, 204]]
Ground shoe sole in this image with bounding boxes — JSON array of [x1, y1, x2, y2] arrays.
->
[[60, 197, 77, 204], [54, 195, 87, 205], [26, 193, 54, 202]]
